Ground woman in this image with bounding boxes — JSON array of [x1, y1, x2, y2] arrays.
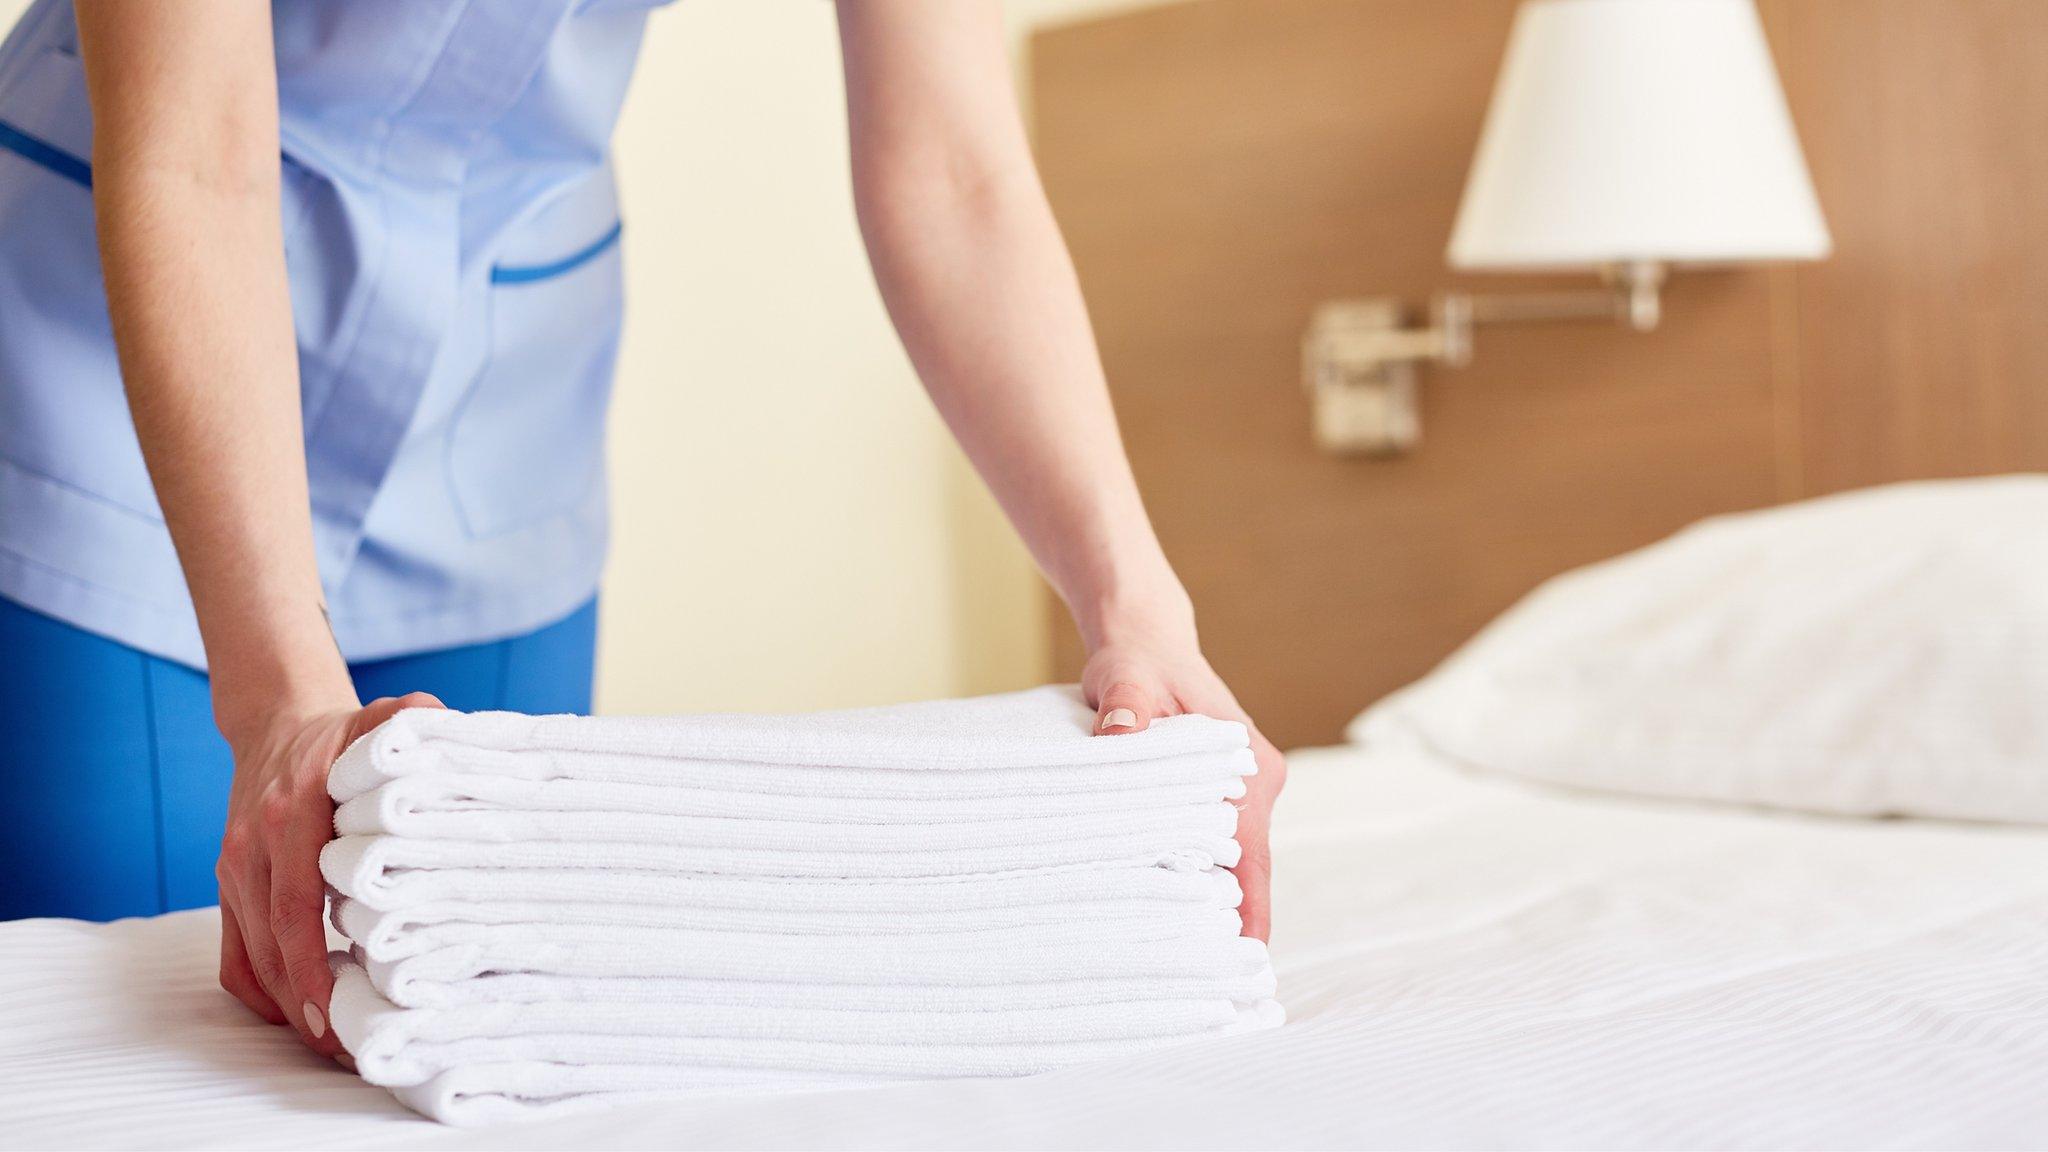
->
[[0, 0, 1284, 1061]]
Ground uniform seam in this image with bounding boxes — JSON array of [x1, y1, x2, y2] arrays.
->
[[0, 540, 182, 614], [138, 656, 170, 914], [0, 452, 167, 525], [493, 633, 514, 711], [294, 0, 475, 489]]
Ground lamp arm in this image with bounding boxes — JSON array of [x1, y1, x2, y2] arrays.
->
[[1434, 260, 1665, 365], [1300, 262, 1669, 455]]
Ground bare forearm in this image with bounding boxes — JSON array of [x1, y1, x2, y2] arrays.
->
[[859, 174, 1187, 647], [841, 4, 1190, 650], [79, 3, 352, 741], [96, 178, 348, 729]]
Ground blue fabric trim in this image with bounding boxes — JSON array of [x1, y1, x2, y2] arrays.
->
[[0, 119, 91, 188], [493, 627, 513, 710], [0, 593, 595, 920], [138, 655, 168, 915], [490, 221, 622, 285]]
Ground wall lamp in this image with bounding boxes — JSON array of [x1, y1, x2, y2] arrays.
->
[[1305, 0, 1831, 455]]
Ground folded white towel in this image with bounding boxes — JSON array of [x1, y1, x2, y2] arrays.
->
[[333, 894, 1242, 961], [334, 745, 1253, 804], [363, 1028, 1286, 1128], [365, 931, 1272, 1006], [330, 687, 1247, 792], [332, 963, 1282, 1095], [328, 855, 1240, 915], [380, 1057, 876, 1123], [382, 1065, 860, 1128], [334, 791, 1238, 850], [323, 828, 1239, 900], [337, 898, 1241, 963], [337, 768, 1248, 825], [364, 964, 1279, 1012], [322, 687, 1281, 1126], [335, 962, 1257, 1055]]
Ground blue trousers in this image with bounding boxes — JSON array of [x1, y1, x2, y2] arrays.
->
[[0, 596, 597, 922]]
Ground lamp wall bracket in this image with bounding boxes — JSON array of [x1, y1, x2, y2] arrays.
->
[[1301, 261, 1666, 454]]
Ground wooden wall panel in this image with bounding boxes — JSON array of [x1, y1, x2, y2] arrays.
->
[[1769, 0, 2048, 492], [1035, 0, 2048, 747], [1034, 1, 1784, 747]]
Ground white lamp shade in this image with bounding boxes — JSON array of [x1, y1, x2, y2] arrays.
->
[[1447, 0, 1830, 270]]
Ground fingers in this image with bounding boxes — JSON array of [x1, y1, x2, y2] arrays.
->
[[351, 691, 447, 741], [271, 829, 344, 1056], [212, 696, 449, 1064], [1230, 795, 1275, 943], [218, 898, 287, 1025], [1232, 735, 1286, 943], [1248, 732, 1288, 803], [1233, 830, 1272, 943], [1093, 681, 1154, 735], [239, 860, 337, 1053], [1078, 648, 1285, 938], [234, 861, 301, 1037], [223, 776, 343, 1054]]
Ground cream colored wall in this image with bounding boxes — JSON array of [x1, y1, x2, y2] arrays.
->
[[598, 0, 1179, 715], [600, 2, 979, 716]]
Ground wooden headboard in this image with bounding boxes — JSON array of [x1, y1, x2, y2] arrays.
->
[[1033, 0, 2048, 748]]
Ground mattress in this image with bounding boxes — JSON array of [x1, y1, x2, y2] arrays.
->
[[4, 740, 2046, 1150]]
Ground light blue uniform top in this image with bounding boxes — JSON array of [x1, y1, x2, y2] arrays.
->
[[0, 0, 667, 668]]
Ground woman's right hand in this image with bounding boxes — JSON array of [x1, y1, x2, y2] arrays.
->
[[73, 0, 442, 1059], [215, 692, 443, 1058]]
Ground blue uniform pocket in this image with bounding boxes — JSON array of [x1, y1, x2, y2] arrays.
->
[[0, 47, 92, 186], [446, 169, 625, 539]]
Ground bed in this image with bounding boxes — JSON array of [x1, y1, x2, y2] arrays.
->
[[990, 4, 2048, 1138], [7, 726, 2046, 1150], [8, 2, 2046, 1142], [11, 476, 2048, 1149]]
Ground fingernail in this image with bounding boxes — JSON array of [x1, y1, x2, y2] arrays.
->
[[304, 1001, 326, 1039], [1100, 708, 1137, 731]]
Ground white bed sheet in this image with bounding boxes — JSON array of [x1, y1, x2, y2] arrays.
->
[[5, 741, 2046, 1151]]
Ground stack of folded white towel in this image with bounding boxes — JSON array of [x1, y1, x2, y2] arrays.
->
[[320, 686, 1281, 1124]]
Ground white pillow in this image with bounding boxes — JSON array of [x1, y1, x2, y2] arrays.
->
[[1349, 475, 2048, 824]]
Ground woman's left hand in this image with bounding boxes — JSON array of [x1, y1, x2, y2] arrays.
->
[[834, 0, 1283, 937], [1082, 641, 1286, 942]]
